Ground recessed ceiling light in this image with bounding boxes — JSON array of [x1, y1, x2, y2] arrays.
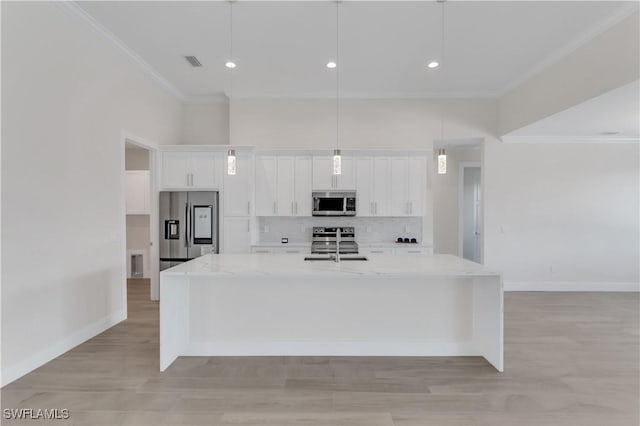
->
[[427, 61, 439, 69], [225, 61, 236, 69], [600, 131, 620, 135], [326, 61, 337, 69]]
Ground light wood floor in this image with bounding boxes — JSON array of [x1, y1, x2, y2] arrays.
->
[[1, 279, 638, 426]]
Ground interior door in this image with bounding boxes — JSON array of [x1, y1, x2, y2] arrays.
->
[[462, 167, 482, 263]]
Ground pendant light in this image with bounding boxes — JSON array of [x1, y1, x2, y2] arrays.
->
[[437, 148, 447, 174], [332, 0, 342, 175], [226, 0, 237, 175]]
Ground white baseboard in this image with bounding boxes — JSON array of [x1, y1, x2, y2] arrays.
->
[[185, 340, 477, 357], [0, 310, 126, 387], [504, 281, 639, 292]]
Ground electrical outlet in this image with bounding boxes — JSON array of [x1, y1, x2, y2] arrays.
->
[[366, 226, 372, 233], [405, 225, 411, 233]]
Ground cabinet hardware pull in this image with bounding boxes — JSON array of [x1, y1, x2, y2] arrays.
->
[[370, 202, 373, 214], [273, 202, 277, 214], [291, 202, 294, 215], [247, 201, 251, 215], [295, 202, 298, 215]]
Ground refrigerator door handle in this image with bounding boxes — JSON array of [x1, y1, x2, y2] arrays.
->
[[184, 202, 190, 248]]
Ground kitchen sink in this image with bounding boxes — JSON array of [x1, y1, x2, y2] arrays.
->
[[304, 256, 368, 261]]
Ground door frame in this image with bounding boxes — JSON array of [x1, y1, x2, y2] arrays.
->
[[458, 162, 481, 261], [121, 130, 160, 307]]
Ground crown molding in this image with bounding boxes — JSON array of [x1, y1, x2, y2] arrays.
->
[[57, 1, 185, 101], [183, 94, 230, 104], [497, 2, 640, 97], [501, 136, 640, 144]]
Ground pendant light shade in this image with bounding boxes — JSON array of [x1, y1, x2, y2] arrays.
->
[[333, 149, 342, 175], [437, 148, 447, 175], [227, 149, 236, 175]]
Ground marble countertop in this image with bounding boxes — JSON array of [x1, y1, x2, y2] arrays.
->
[[161, 253, 500, 278]]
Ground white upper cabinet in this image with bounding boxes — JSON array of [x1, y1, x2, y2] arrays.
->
[[255, 156, 277, 216], [276, 156, 296, 216], [355, 157, 373, 216], [161, 152, 191, 188], [390, 157, 409, 216], [161, 150, 223, 189], [407, 156, 427, 216], [126, 170, 150, 215], [312, 156, 355, 190], [224, 152, 252, 216], [389, 156, 427, 216], [255, 155, 312, 217], [372, 157, 390, 216], [294, 156, 313, 216]]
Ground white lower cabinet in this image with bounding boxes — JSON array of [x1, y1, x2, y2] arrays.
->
[[223, 217, 251, 254], [361, 246, 433, 255], [251, 246, 309, 254]]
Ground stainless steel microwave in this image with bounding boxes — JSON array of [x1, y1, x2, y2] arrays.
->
[[312, 191, 356, 216]]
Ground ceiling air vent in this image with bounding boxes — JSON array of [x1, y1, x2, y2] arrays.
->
[[185, 56, 202, 67]]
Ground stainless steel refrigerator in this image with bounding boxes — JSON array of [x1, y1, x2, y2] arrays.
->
[[159, 191, 219, 271]]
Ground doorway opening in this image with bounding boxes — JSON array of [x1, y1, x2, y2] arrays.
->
[[122, 134, 159, 313], [459, 163, 482, 263]]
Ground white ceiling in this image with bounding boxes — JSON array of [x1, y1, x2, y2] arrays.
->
[[76, 1, 636, 100], [503, 79, 640, 141]]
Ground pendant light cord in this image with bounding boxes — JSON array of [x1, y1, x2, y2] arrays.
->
[[335, 0, 340, 151], [440, 0, 445, 142], [440, 0, 445, 68], [229, 0, 234, 145]]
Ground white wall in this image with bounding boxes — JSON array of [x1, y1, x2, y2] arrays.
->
[[433, 148, 481, 256], [230, 98, 498, 149], [499, 11, 640, 135], [1, 2, 182, 385], [483, 141, 639, 289], [182, 102, 229, 145]]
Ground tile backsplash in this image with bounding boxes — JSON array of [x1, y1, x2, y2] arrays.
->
[[257, 217, 427, 246]]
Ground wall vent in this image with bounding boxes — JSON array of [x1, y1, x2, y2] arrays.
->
[[184, 55, 202, 67]]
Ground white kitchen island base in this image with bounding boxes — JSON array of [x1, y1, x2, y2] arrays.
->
[[160, 254, 503, 372]]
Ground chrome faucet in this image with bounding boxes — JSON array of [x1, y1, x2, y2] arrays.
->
[[333, 227, 341, 263]]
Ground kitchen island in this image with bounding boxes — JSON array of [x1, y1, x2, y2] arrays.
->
[[160, 254, 503, 372]]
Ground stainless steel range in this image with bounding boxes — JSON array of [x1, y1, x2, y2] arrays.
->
[[311, 227, 359, 254]]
